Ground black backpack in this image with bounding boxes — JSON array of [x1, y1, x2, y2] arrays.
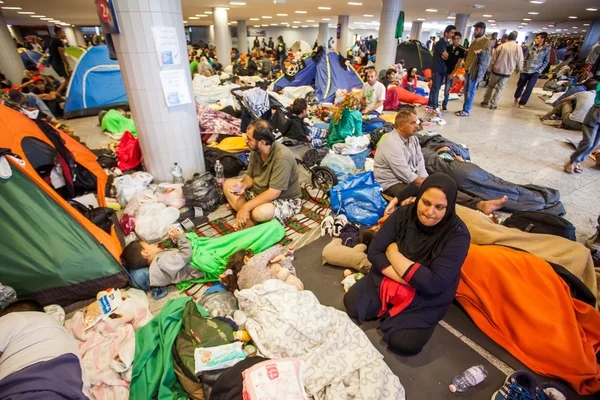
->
[[67, 200, 116, 234], [203, 146, 246, 178], [502, 211, 576, 241]]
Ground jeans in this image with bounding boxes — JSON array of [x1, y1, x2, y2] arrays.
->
[[128, 267, 169, 300], [571, 106, 600, 164], [462, 73, 480, 114], [24, 93, 56, 120], [514, 72, 539, 106], [428, 72, 445, 109], [483, 73, 509, 107], [442, 74, 453, 108]]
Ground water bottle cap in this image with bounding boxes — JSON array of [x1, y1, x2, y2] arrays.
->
[[174, 162, 178, 165], [448, 385, 457, 393]]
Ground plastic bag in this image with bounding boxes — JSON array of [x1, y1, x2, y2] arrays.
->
[[114, 172, 154, 206], [320, 152, 355, 182], [242, 358, 305, 400], [157, 183, 186, 208], [330, 171, 386, 226], [135, 203, 180, 242], [123, 189, 158, 217], [183, 172, 224, 213], [198, 291, 239, 318], [194, 342, 248, 374]]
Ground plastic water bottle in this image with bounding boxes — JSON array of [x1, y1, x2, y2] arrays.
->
[[449, 365, 488, 393], [171, 162, 184, 184], [214, 160, 225, 185]]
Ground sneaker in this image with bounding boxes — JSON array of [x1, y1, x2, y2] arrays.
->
[[492, 371, 537, 400], [333, 214, 348, 237], [481, 101, 489, 107], [320, 216, 334, 237], [536, 382, 567, 400], [490, 105, 497, 110]]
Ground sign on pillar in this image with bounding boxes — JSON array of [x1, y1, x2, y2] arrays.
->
[[94, 0, 120, 34]]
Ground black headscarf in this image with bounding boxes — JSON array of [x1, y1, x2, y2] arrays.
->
[[395, 173, 460, 265]]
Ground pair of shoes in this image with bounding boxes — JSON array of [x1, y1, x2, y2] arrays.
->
[[490, 105, 497, 110], [321, 214, 348, 237], [481, 101, 489, 107], [442, 106, 447, 111], [492, 371, 566, 400]]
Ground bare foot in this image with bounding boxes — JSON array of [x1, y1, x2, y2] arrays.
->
[[519, 105, 525, 109], [514, 98, 518, 104], [478, 196, 508, 215]]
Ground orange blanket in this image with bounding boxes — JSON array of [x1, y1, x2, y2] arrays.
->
[[457, 244, 600, 395]]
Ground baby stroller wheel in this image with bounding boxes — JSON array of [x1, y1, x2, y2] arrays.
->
[[311, 166, 338, 192]]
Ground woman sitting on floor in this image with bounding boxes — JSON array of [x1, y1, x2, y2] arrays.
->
[[327, 92, 363, 147], [344, 173, 471, 355], [401, 67, 419, 92]]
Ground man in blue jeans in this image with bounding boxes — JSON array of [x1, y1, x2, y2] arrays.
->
[[565, 81, 600, 174], [456, 22, 491, 117], [428, 25, 456, 111], [443, 32, 466, 111], [514, 32, 550, 109]]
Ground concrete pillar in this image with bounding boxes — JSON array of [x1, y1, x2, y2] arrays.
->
[[455, 13, 469, 37], [318, 23, 329, 50], [74, 27, 87, 47], [237, 20, 247, 54], [209, 25, 215, 45], [410, 21, 423, 40], [338, 15, 350, 54], [7, 25, 23, 43], [578, 18, 600, 61], [0, 10, 24, 85], [465, 26, 473, 44], [213, 9, 231, 66], [111, 0, 204, 182], [63, 27, 78, 48], [375, 0, 402, 72]]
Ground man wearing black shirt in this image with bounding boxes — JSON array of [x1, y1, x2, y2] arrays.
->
[[267, 37, 274, 50], [253, 36, 260, 50], [48, 26, 70, 95], [443, 32, 466, 111], [428, 25, 456, 111]]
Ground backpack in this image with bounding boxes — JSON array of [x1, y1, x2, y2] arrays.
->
[[67, 200, 116, 234], [203, 146, 246, 178], [172, 301, 235, 400], [369, 123, 394, 149], [502, 211, 576, 241], [91, 148, 118, 169]]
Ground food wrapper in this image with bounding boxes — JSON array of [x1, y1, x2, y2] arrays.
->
[[83, 289, 123, 330], [194, 341, 247, 374]]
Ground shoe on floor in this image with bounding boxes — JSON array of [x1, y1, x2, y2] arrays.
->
[[333, 214, 348, 237], [536, 382, 567, 400], [481, 101, 489, 106], [321, 216, 334, 237], [492, 370, 537, 400], [442, 106, 447, 111], [490, 105, 497, 110]]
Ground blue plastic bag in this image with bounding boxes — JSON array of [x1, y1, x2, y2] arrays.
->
[[330, 171, 386, 225]]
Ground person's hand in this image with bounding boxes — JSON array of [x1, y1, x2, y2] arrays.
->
[[400, 197, 416, 206], [230, 183, 246, 196], [306, 136, 312, 142], [234, 205, 251, 230], [269, 254, 285, 264], [442, 51, 449, 60], [384, 197, 399, 215], [167, 228, 180, 240], [386, 242, 399, 259]]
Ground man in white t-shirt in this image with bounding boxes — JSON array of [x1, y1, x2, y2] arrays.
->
[[541, 80, 597, 131], [361, 69, 386, 115]]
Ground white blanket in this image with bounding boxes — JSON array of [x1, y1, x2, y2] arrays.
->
[[236, 280, 405, 400]]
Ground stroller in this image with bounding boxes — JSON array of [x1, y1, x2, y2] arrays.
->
[[231, 87, 338, 195]]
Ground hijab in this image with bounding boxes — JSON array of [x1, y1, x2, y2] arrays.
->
[[395, 173, 460, 265]]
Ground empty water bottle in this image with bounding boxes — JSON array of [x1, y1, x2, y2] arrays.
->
[[171, 162, 184, 184], [449, 365, 488, 393], [214, 160, 225, 185]]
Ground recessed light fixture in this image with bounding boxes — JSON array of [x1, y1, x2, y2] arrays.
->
[[1, 6, 22, 9], [277, 13, 287, 16], [417, 17, 426, 21], [249, 17, 259, 20], [293, 20, 301, 23], [582, 29, 587, 32], [322, 18, 331, 21], [568, 16, 577, 18], [270, 23, 277, 25], [318, 6, 331, 10], [521, 22, 528, 25], [523, 18, 532, 21], [229, 2, 246, 5], [18, 11, 35, 14], [528, 12, 538, 14], [204, 11, 212, 14], [307, 19, 314, 22], [313, 24, 318, 27], [261, 24, 268, 26], [447, 16, 455, 19], [583, 23, 590, 26], [586, 8, 597, 11], [195, 14, 208, 17], [183, 20, 188, 23], [189, 17, 199, 19], [31, 15, 46, 18], [254, 24, 260, 27], [348, 2, 362, 5], [425, 9, 437, 12], [363, 14, 373, 17], [572, 26, 578, 28], [295, 10, 307, 13], [292, 26, 298, 28], [262, 15, 272, 18], [548, 24, 554, 27], [482, 14, 492, 17], [302, 25, 308, 27], [488, 19, 495, 22], [530, 0, 544, 3], [40, 17, 53, 20]]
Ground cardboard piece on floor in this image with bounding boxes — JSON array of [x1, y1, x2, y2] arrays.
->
[[294, 236, 507, 399]]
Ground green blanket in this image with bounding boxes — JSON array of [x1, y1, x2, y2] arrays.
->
[[130, 298, 209, 400], [178, 219, 286, 289], [101, 109, 137, 137]]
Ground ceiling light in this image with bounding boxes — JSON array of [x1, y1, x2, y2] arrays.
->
[[447, 16, 455, 19], [307, 19, 314, 22], [528, 12, 538, 15], [302, 25, 308, 27], [568, 16, 577, 18], [586, 8, 597, 11], [417, 18, 426, 21], [249, 17, 259, 20], [270, 23, 277, 25], [322, 18, 331, 21], [2, 6, 22, 10], [261, 24, 268, 26], [40, 17, 53, 20], [262, 15, 272, 18], [229, 2, 246, 5], [189, 16, 199, 19], [488, 19, 495, 22], [582, 29, 587, 32], [548, 24, 554, 27], [31, 15, 46, 18], [425, 9, 437, 12], [318, 6, 331, 10], [530, 0, 544, 3], [276, 13, 287, 16], [295, 10, 307, 13], [254, 24, 260, 27], [18, 11, 35, 14], [583, 23, 590, 26], [230, 21, 237, 23], [293, 20, 301, 23], [572, 26, 578, 28], [183, 20, 188, 23], [523, 18, 532, 21], [347, 2, 363, 5], [482, 14, 492, 17], [363, 14, 373, 17], [204, 11, 212, 14], [292, 26, 298, 28], [521, 22, 528, 25], [312, 24, 318, 27]]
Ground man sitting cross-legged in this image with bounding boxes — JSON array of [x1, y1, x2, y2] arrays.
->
[[374, 108, 507, 215], [223, 120, 302, 230]]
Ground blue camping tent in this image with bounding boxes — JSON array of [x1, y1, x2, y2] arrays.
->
[[273, 50, 363, 103], [18, 49, 43, 68], [64, 45, 128, 118]]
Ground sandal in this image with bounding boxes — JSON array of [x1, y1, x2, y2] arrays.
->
[[455, 111, 470, 117]]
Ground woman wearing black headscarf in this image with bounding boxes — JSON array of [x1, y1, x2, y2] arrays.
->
[[344, 173, 471, 355]]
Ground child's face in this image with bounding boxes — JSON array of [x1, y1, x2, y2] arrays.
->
[[140, 241, 162, 261]]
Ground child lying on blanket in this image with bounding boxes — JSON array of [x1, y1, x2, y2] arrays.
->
[[220, 245, 303, 291], [120, 229, 204, 297]]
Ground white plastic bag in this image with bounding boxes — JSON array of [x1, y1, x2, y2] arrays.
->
[[157, 183, 186, 209], [135, 203, 180, 242], [114, 172, 154, 206], [123, 189, 159, 217], [320, 152, 356, 182]]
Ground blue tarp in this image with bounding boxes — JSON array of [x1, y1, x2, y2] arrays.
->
[[64, 45, 128, 118], [273, 51, 363, 103], [19, 50, 43, 67]]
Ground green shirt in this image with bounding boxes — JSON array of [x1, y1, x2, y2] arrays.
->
[[246, 141, 301, 200], [327, 108, 363, 147], [595, 82, 600, 106], [189, 60, 198, 76]]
